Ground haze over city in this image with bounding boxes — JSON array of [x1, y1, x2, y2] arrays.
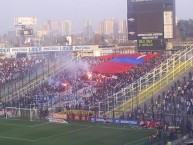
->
[[0, 0, 192, 34]]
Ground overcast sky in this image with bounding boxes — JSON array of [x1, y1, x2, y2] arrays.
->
[[0, 0, 192, 34]]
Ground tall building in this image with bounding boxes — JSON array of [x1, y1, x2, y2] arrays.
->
[[103, 20, 114, 36], [119, 20, 127, 35], [62, 20, 72, 36], [84, 20, 92, 40], [118, 20, 128, 43], [47, 20, 61, 34], [98, 19, 119, 39], [98, 21, 104, 35], [7, 30, 17, 47]]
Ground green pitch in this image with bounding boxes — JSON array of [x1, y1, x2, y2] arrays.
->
[[0, 118, 156, 145]]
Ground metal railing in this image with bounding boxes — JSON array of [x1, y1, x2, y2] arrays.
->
[[0, 59, 52, 97], [2, 53, 81, 102], [90, 45, 193, 117]]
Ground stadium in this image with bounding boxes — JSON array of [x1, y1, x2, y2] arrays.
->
[[1, 0, 193, 145], [1, 45, 193, 145]]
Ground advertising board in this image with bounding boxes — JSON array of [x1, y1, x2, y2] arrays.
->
[[17, 29, 33, 36], [90, 117, 138, 125], [14, 17, 37, 26]]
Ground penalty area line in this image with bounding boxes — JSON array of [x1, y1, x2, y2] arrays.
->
[[123, 137, 147, 145], [0, 122, 30, 127], [0, 136, 35, 142], [35, 126, 93, 141], [71, 124, 154, 132], [30, 122, 50, 127]]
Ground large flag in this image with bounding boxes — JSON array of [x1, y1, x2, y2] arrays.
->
[[92, 53, 160, 74]]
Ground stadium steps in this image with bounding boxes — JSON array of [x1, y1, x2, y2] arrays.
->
[[51, 83, 95, 108], [1, 60, 51, 97], [2, 53, 81, 102], [107, 61, 193, 118], [105, 45, 193, 118], [2, 61, 59, 102]]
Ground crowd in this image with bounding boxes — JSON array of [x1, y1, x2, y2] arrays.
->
[[130, 71, 193, 123], [0, 52, 169, 113], [0, 51, 74, 99], [86, 53, 166, 110], [0, 56, 46, 86], [123, 71, 193, 140]]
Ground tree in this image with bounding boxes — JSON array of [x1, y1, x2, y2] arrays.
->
[[177, 19, 193, 40]]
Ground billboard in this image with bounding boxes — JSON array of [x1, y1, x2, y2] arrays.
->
[[16, 29, 33, 36], [14, 17, 37, 26], [164, 11, 174, 39], [127, 0, 175, 51]]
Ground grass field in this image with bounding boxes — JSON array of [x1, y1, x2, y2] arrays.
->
[[0, 118, 156, 145]]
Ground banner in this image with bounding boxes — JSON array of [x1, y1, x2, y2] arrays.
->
[[90, 117, 138, 125], [46, 116, 68, 124], [49, 110, 92, 122], [0, 109, 4, 116], [63, 110, 95, 116], [81, 115, 89, 121], [0, 45, 92, 54], [6, 109, 16, 118], [75, 115, 80, 121], [50, 113, 67, 120], [139, 120, 161, 128], [14, 17, 37, 26]]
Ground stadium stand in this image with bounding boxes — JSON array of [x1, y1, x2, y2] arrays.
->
[[1, 46, 193, 144]]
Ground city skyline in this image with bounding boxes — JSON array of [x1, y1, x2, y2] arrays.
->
[[0, 0, 193, 34], [37, 19, 126, 34], [41, 19, 126, 34]]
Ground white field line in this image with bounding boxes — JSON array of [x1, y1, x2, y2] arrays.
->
[[0, 121, 50, 128], [0, 118, 30, 121], [0, 119, 156, 132], [123, 137, 147, 145], [0, 117, 47, 124], [0, 117, 155, 131], [0, 120, 155, 143], [30, 122, 50, 127], [0, 126, 92, 142], [91, 126, 153, 131], [0, 119, 50, 128], [0, 136, 35, 142], [71, 124, 155, 132], [35, 125, 152, 142], [0, 121, 154, 132], [35, 126, 93, 141], [0, 122, 30, 127]]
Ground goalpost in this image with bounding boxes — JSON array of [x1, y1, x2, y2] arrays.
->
[[5, 107, 38, 121], [0, 105, 5, 118]]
